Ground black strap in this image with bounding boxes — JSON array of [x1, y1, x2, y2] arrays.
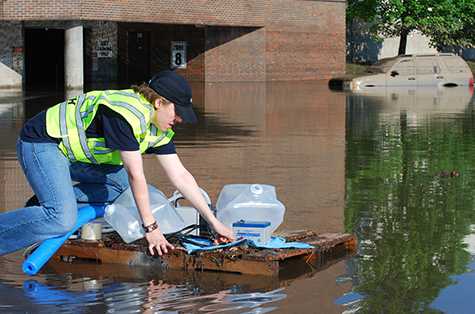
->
[[166, 224, 214, 248], [165, 224, 200, 238]]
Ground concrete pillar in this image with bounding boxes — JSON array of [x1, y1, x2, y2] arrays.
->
[[65, 25, 83, 90]]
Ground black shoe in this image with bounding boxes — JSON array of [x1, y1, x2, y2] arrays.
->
[[25, 195, 40, 207]]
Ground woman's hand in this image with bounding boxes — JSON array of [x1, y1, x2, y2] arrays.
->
[[145, 228, 175, 256], [211, 220, 236, 244]]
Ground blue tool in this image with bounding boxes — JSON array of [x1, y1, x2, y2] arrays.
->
[[22, 205, 105, 276]]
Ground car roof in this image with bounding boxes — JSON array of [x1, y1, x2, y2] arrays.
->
[[371, 53, 462, 71], [378, 53, 459, 63], [399, 53, 456, 58]]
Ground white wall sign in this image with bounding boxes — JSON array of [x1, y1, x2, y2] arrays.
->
[[170, 41, 187, 69], [96, 39, 112, 58]]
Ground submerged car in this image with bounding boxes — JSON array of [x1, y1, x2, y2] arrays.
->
[[349, 53, 474, 91]]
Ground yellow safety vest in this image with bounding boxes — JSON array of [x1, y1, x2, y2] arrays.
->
[[45, 89, 174, 165]]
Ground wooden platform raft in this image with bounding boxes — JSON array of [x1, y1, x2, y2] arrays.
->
[[53, 230, 357, 276]]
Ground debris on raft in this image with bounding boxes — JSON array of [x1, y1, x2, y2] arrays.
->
[[52, 230, 357, 276]]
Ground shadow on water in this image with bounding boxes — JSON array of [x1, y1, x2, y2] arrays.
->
[[171, 109, 257, 149], [342, 85, 475, 313]]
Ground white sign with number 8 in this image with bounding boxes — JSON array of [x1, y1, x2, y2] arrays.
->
[[171, 41, 187, 69]]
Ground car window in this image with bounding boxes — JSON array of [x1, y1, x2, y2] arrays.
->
[[366, 58, 397, 74], [442, 57, 469, 73], [380, 58, 398, 72], [390, 59, 415, 76], [416, 58, 436, 75]]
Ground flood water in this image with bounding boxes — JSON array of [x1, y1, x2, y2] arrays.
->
[[0, 82, 474, 313]]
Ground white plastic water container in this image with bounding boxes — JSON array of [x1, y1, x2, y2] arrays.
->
[[216, 184, 285, 235], [104, 185, 186, 243], [175, 206, 200, 235], [232, 220, 272, 244]]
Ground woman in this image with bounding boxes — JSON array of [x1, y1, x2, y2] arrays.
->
[[0, 70, 235, 256]]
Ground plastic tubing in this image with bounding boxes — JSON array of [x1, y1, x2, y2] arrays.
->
[[22, 205, 105, 276]]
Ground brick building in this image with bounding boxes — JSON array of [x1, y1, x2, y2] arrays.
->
[[0, 0, 346, 90]]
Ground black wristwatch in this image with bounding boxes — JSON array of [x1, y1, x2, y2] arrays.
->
[[142, 221, 159, 233]]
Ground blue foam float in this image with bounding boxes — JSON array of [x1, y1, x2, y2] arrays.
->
[[22, 205, 105, 276]]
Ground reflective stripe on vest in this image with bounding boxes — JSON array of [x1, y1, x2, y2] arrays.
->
[[139, 127, 175, 152], [148, 125, 166, 148], [55, 95, 98, 163], [46, 89, 173, 165], [58, 100, 75, 161]]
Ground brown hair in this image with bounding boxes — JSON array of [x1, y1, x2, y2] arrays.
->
[[131, 83, 170, 105]]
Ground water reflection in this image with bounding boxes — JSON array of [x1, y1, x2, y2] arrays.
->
[[0, 279, 286, 313], [344, 86, 475, 313], [0, 258, 289, 313], [351, 86, 473, 113]]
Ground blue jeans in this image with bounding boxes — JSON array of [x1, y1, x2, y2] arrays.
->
[[0, 139, 129, 255]]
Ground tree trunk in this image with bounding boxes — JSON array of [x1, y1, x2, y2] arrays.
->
[[398, 29, 409, 55]]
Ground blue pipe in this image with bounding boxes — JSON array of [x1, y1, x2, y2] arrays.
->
[[22, 205, 105, 276]]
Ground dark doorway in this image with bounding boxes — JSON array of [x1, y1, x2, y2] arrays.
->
[[126, 31, 150, 84], [24, 28, 65, 91]]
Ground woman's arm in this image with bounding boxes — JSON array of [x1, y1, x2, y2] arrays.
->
[[120, 150, 174, 255], [156, 153, 235, 242]]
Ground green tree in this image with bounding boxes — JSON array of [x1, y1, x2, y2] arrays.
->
[[347, 0, 475, 55]]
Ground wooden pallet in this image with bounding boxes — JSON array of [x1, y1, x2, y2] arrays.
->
[[52, 230, 357, 276]]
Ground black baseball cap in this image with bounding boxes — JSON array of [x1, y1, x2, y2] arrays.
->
[[148, 70, 197, 123]]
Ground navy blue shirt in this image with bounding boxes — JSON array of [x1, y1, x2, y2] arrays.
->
[[20, 106, 176, 155]]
